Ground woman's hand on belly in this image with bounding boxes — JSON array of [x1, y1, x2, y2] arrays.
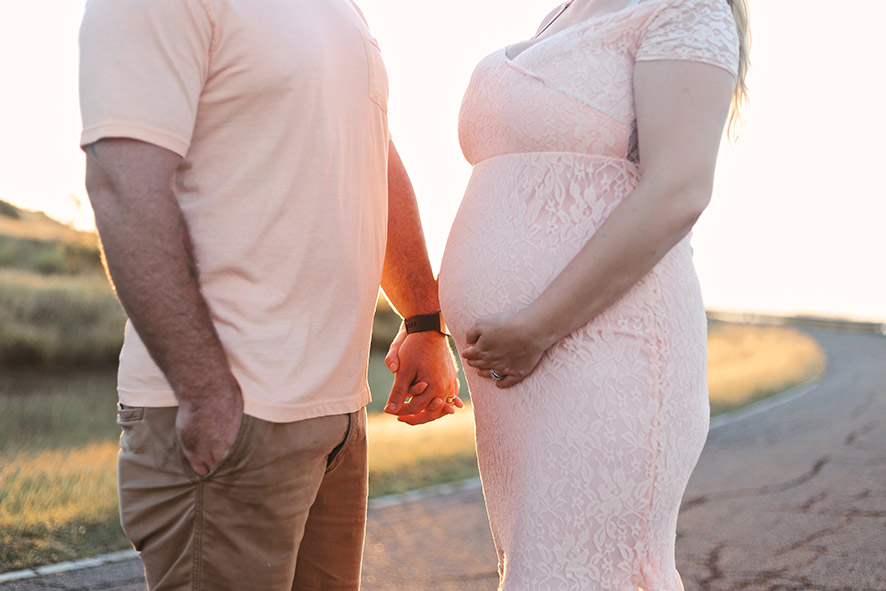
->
[[461, 310, 553, 388]]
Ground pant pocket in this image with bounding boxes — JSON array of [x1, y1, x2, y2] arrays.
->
[[117, 403, 144, 424], [117, 404, 148, 455], [325, 410, 365, 472], [179, 413, 252, 481]]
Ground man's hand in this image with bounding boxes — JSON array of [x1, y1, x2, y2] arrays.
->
[[384, 328, 462, 425], [176, 383, 244, 476], [379, 141, 461, 425]]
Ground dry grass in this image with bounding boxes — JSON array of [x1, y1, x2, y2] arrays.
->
[[368, 406, 479, 496], [707, 323, 826, 414], [0, 270, 125, 369], [0, 202, 103, 276], [0, 404, 479, 570], [0, 323, 827, 572], [0, 200, 118, 370], [0, 371, 120, 455], [0, 442, 127, 571], [0, 202, 97, 249]]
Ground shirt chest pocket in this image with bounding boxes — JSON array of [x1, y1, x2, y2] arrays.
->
[[363, 35, 389, 112]]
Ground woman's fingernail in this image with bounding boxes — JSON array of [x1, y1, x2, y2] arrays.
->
[[385, 403, 395, 412]]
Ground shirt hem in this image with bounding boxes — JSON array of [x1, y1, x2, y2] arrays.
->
[[80, 121, 191, 158], [634, 54, 738, 78], [117, 387, 373, 424]]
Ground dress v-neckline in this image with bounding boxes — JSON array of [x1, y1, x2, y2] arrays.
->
[[504, 0, 644, 61]]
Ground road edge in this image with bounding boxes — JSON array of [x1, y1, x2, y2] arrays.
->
[[0, 357, 828, 585]]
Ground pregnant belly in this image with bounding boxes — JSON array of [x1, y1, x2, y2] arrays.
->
[[439, 152, 701, 350]]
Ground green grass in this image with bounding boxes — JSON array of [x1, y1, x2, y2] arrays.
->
[[0, 270, 125, 370], [0, 370, 126, 571], [0, 357, 472, 572], [0, 372, 120, 455], [0, 199, 103, 276], [367, 408, 478, 496], [0, 442, 126, 571], [0, 235, 103, 276], [0, 323, 827, 573], [0, 201, 124, 371], [0, 200, 21, 220], [0, 350, 464, 566], [0, 201, 828, 573], [0, 199, 832, 573]]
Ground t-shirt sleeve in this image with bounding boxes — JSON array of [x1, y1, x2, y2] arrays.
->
[[635, 0, 739, 76], [79, 0, 214, 156]]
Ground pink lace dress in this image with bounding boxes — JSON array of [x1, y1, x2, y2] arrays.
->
[[438, 0, 739, 589]]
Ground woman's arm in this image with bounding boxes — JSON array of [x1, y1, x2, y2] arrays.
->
[[461, 59, 736, 387]]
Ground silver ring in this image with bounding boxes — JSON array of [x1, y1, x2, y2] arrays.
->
[[490, 369, 504, 381]]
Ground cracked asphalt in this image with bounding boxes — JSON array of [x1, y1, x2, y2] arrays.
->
[[3, 328, 884, 591], [674, 329, 886, 591]]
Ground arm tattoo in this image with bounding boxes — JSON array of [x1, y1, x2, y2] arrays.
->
[[187, 261, 199, 283]]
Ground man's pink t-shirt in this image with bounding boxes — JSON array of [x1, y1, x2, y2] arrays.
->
[[79, 0, 391, 422]]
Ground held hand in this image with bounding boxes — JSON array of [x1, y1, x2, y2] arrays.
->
[[391, 379, 462, 426], [461, 311, 550, 388], [175, 383, 244, 476], [384, 330, 462, 425], [397, 397, 464, 425], [384, 322, 408, 373]]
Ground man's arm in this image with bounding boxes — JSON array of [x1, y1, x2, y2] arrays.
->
[[85, 137, 242, 475], [380, 142, 460, 425]]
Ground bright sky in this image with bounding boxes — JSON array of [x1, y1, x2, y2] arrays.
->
[[0, 0, 882, 321]]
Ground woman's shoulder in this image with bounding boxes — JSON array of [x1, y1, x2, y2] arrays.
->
[[636, 0, 739, 74], [642, 0, 735, 26]]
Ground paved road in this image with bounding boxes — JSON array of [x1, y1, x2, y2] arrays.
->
[[675, 330, 886, 591], [3, 329, 884, 590]]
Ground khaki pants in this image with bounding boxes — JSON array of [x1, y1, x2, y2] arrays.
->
[[117, 405, 368, 591]]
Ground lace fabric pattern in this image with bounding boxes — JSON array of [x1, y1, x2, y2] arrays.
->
[[438, 0, 738, 589]]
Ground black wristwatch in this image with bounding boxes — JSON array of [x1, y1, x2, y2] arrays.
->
[[404, 311, 447, 335]]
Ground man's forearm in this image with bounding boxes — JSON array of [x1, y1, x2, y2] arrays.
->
[[380, 141, 440, 318], [86, 139, 238, 402]]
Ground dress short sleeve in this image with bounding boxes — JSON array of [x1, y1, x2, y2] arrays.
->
[[635, 0, 739, 76], [79, 0, 214, 156]]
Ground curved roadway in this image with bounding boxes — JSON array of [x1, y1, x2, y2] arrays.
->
[[3, 329, 884, 590], [361, 329, 886, 591]]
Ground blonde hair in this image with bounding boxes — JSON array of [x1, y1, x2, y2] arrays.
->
[[727, 0, 751, 137]]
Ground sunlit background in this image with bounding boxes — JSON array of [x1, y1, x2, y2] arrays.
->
[[0, 0, 882, 321]]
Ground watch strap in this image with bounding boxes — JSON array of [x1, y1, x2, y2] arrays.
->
[[404, 311, 447, 335]]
